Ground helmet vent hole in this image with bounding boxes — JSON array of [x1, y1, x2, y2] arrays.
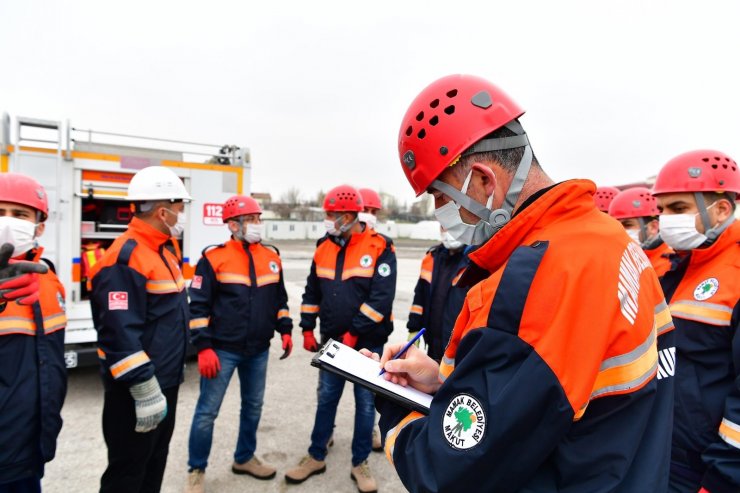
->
[[702, 158, 710, 162], [711, 164, 718, 169], [722, 164, 728, 169], [444, 105, 455, 115], [429, 116, 439, 126], [446, 89, 458, 98], [417, 129, 426, 139], [430, 99, 440, 108], [405, 126, 413, 137], [416, 111, 424, 121], [715, 156, 721, 161]]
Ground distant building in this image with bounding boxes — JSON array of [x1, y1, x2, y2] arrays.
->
[[252, 192, 272, 206]]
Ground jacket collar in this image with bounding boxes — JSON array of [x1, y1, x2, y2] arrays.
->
[[469, 179, 597, 273], [128, 216, 171, 251], [687, 220, 740, 267]]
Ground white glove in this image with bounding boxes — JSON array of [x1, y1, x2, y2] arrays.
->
[[129, 376, 167, 433]]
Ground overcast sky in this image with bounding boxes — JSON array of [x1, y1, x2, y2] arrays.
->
[[2, 0, 739, 206]]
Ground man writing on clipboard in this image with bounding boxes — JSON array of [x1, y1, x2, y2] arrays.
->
[[286, 185, 397, 493], [364, 75, 672, 492]]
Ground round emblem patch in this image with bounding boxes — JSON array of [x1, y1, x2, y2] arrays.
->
[[694, 278, 719, 301], [377, 263, 391, 277], [360, 254, 373, 268], [269, 261, 280, 273], [442, 394, 486, 450]]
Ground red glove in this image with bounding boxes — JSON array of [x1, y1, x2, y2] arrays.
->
[[0, 272, 41, 305], [280, 334, 293, 360], [698, 488, 711, 493], [342, 331, 358, 348], [197, 349, 221, 379], [303, 331, 319, 352]]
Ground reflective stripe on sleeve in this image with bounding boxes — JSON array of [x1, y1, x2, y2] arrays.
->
[[410, 304, 424, 315], [720, 418, 740, 449], [301, 304, 320, 314], [670, 300, 732, 327], [97, 348, 106, 360], [589, 328, 657, 400], [420, 269, 432, 283], [277, 309, 290, 319], [189, 317, 209, 330], [43, 312, 67, 334], [654, 300, 675, 336], [384, 411, 425, 466], [110, 351, 151, 379], [360, 303, 384, 323]]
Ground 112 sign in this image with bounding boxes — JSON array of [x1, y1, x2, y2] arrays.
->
[[203, 203, 223, 225]]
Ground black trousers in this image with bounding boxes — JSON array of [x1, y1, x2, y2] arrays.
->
[[99, 384, 179, 493]]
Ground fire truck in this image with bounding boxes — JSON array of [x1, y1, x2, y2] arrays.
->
[[0, 113, 250, 368]]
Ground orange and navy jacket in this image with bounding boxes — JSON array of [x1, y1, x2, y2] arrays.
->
[[645, 240, 675, 278], [89, 217, 188, 391], [407, 245, 471, 362], [661, 220, 740, 493], [189, 240, 292, 355], [378, 180, 674, 493], [0, 248, 67, 483], [300, 227, 396, 349]]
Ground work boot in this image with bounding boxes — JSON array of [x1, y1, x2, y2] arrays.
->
[[232, 456, 276, 480], [372, 428, 383, 452], [184, 469, 205, 493], [284, 455, 326, 484], [351, 461, 378, 493]]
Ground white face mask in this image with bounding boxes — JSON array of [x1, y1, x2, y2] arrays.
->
[[433, 171, 495, 246], [324, 219, 340, 236], [441, 230, 463, 251], [358, 212, 377, 230], [659, 213, 707, 250], [164, 209, 186, 238], [625, 229, 641, 244], [245, 223, 264, 244], [0, 216, 38, 257]]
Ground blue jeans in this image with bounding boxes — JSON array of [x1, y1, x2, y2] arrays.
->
[[308, 345, 381, 466], [188, 348, 269, 471]]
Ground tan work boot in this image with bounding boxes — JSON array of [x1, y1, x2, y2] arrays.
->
[[285, 455, 326, 484], [184, 469, 205, 493], [351, 461, 378, 493], [232, 456, 276, 480], [372, 428, 383, 452]]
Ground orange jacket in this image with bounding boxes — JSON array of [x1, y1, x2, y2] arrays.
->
[[661, 220, 740, 492], [645, 241, 674, 278], [89, 217, 188, 390], [379, 180, 673, 492]]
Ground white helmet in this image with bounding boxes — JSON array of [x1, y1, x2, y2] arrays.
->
[[126, 166, 192, 202]]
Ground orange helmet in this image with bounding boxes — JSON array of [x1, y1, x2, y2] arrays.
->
[[359, 188, 382, 210], [594, 186, 620, 213], [398, 74, 525, 196], [324, 185, 363, 212], [222, 195, 262, 222], [609, 187, 659, 219], [652, 150, 740, 196], [0, 173, 49, 220]]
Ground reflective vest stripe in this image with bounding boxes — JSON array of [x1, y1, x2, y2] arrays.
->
[[670, 300, 732, 327], [215, 273, 251, 286], [255, 273, 280, 286], [589, 328, 658, 400], [146, 277, 185, 294], [316, 267, 335, 280], [342, 267, 374, 280]]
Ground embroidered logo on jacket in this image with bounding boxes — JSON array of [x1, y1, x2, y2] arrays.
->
[[269, 261, 280, 273], [360, 254, 373, 268], [191, 275, 203, 289], [377, 263, 391, 277], [108, 291, 129, 310], [443, 394, 486, 450], [617, 242, 651, 324], [694, 278, 719, 301]]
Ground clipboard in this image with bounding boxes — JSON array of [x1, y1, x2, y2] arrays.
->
[[311, 339, 433, 415]]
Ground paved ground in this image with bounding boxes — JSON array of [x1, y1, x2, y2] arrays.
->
[[43, 238, 437, 493]]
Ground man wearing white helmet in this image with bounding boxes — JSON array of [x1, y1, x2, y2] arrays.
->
[[89, 166, 192, 493]]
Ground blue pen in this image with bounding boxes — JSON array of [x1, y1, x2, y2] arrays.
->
[[379, 328, 426, 376]]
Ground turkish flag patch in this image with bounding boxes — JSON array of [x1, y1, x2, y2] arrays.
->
[[108, 291, 129, 310], [191, 275, 203, 289]]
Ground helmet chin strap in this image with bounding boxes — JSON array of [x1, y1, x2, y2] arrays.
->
[[695, 193, 734, 243], [432, 121, 533, 233]]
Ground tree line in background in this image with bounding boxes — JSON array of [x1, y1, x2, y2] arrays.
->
[[261, 187, 435, 223]]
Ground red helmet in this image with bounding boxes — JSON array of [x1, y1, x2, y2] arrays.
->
[[652, 150, 740, 195], [594, 186, 620, 212], [0, 173, 49, 220], [609, 187, 659, 219], [323, 185, 363, 212], [398, 74, 525, 196], [359, 188, 382, 210], [222, 195, 262, 222]]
